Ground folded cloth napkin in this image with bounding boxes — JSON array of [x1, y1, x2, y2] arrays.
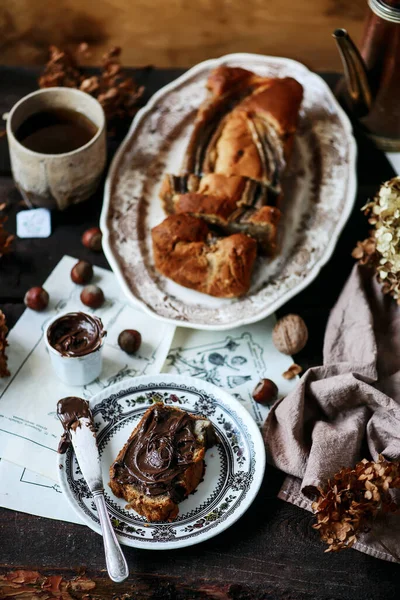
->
[[263, 263, 400, 562]]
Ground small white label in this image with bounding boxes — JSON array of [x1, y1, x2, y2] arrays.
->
[[17, 208, 52, 239]]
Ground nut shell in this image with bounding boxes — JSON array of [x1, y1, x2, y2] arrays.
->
[[252, 378, 278, 406], [80, 284, 105, 309], [82, 227, 102, 252], [24, 287, 49, 311], [118, 329, 142, 354], [71, 260, 93, 285], [272, 314, 308, 355]]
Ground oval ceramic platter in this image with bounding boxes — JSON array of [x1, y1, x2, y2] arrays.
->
[[101, 53, 357, 330], [59, 374, 266, 549]]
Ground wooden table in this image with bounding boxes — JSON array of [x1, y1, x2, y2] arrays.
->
[[0, 67, 398, 600]]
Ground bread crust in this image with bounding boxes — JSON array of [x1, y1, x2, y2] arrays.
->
[[109, 404, 212, 522], [160, 173, 281, 255], [153, 66, 303, 294], [152, 214, 257, 297]]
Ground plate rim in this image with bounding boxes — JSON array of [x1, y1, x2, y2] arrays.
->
[[58, 373, 266, 550], [100, 52, 357, 331]]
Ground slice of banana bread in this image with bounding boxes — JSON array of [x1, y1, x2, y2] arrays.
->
[[109, 403, 217, 522], [160, 172, 281, 255], [151, 213, 257, 298]]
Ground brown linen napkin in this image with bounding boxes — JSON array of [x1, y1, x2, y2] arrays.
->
[[263, 263, 400, 562]]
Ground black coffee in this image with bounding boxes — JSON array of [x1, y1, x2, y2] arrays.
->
[[15, 108, 98, 154]]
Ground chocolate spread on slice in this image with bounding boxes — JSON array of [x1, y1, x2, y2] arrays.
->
[[47, 312, 105, 357], [57, 396, 93, 453], [112, 404, 199, 498]]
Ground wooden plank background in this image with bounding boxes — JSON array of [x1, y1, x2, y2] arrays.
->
[[0, 0, 367, 70]]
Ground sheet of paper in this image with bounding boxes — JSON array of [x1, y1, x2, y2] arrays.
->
[[162, 316, 298, 426], [0, 255, 297, 525], [0, 458, 82, 524], [0, 256, 176, 481], [1, 314, 297, 525]]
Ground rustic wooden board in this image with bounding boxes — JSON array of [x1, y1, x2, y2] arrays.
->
[[0, 67, 399, 599], [0, 0, 366, 70]]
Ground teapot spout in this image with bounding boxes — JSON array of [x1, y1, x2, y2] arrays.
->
[[332, 28, 372, 118]]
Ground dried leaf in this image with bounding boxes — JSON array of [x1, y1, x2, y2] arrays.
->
[[38, 44, 144, 131], [0, 570, 96, 599], [312, 456, 400, 552]]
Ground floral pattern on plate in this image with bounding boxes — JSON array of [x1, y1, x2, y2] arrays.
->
[[59, 374, 265, 549]]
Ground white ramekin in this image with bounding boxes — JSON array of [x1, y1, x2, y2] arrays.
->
[[44, 312, 105, 386]]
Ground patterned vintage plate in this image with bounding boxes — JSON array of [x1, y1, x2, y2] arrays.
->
[[100, 52, 357, 331], [58, 374, 265, 549]]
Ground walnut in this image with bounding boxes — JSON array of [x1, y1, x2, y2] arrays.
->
[[272, 314, 308, 355], [282, 363, 302, 380]]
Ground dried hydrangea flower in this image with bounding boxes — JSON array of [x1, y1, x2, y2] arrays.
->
[[353, 177, 400, 302], [312, 456, 400, 553], [351, 237, 378, 267]]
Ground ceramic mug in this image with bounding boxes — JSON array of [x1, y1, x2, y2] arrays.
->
[[6, 87, 106, 211]]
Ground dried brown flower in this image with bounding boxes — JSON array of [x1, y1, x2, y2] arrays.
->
[[312, 456, 400, 553], [0, 217, 14, 257], [0, 310, 10, 378], [353, 177, 400, 302], [351, 237, 378, 267], [38, 45, 82, 89], [38, 44, 144, 130], [282, 363, 302, 380]]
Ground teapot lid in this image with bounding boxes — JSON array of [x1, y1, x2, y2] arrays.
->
[[369, 0, 400, 22]]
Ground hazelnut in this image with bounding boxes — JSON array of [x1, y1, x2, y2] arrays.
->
[[272, 314, 308, 355], [71, 260, 93, 285], [118, 329, 141, 354], [82, 227, 102, 252], [252, 378, 278, 405], [24, 287, 49, 311], [80, 285, 104, 309]]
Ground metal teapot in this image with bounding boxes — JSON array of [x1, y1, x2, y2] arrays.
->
[[333, 0, 400, 151]]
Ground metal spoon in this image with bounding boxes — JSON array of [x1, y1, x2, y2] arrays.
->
[[70, 417, 129, 583]]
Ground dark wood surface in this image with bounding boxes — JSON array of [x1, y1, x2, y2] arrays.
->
[[0, 67, 398, 600]]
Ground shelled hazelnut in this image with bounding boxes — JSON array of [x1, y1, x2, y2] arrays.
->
[[118, 329, 141, 354], [24, 287, 49, 311], [252, 378, 278, 406], [80, 284, 105, 309], [82, 227, 102, 252], [71, 260, 93, 284], [272, 314, 308, 355]]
